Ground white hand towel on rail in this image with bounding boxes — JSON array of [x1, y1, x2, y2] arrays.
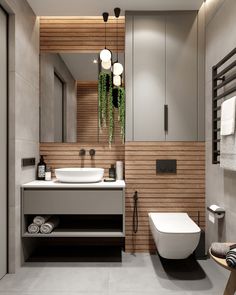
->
[[220, 96, 236, 136]]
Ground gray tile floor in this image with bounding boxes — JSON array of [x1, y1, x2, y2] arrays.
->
[[0, 253, 229, 295]]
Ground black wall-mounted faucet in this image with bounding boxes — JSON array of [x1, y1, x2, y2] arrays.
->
[[79, 149, 86, 156], [89, 149, 96, 157]]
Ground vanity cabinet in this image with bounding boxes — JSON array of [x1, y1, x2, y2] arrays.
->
[[21, 181, 125, 262], [125, 11, 205, 141]]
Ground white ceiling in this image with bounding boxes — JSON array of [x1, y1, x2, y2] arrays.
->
[[27, 0, 204, 16]]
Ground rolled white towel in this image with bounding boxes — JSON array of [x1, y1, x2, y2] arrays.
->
[[40, 216, 59, 234], [28, 223, 40, 234], [33, 215, 51, 226]]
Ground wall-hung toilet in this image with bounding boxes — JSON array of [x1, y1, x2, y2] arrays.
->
[[149, 213, 201, 259]]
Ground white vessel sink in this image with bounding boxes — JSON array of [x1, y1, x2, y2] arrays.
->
[[55, 168, 104, 183]]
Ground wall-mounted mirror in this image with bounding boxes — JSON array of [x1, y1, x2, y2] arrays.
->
[[40, 52, 125, 143]]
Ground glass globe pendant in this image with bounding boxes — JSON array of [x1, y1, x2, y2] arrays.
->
[[113, 75, 121, 87], [100, 49, 111, 62], [113, 62, 123, 76], [101, 60, 111, 70]]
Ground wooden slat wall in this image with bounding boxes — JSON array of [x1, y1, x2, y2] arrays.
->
[[77, 81, 122, 144], [40, 143, 124, 178], [39, 141, 205, 253], [77, 81, 98, 142], [125, 142, 205, 253], [40, 17, 125, 52]]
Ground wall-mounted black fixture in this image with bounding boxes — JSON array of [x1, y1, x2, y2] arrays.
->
[[212, 47, 236, 164], [156, 159, 176, 174], [89, 149, 96, 157], [22, 158, 36, 167], [79, 149, 86, 156]]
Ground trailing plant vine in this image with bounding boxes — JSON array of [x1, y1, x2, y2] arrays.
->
[[98, 72, 108, 129], [108, 74, 114, 146], [117, 87, 125, 143], [98, 72, 125, 145]]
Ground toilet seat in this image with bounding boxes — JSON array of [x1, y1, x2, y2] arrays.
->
[[148, 213, 200, 234]]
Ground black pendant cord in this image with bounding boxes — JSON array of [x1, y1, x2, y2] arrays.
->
[[105, 19, 107, 48], [116, 16, 118, 62], [132, 191, 139, 234], [102, 12, 109, 49], [114, 7, 121, 63]]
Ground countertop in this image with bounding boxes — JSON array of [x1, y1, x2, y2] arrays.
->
[[22, 179, 126, 189]]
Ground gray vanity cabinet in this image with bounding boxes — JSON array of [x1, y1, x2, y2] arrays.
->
[[125, 11, 204, 141]]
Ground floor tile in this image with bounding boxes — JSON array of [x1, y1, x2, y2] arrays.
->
[[0, 253, 228, 295]]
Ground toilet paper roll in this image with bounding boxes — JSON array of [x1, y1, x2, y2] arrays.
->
[[209, 204, 222, 212], [116, 161, 124, 180], [209, 212, 215, 224]]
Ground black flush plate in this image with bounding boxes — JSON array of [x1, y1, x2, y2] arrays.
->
[[156, 160, 177, 174], [22, 158, 36, 167]]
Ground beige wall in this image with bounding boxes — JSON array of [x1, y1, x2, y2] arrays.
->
[[0, 0, 39, 272], [205, 0, 236, 247]]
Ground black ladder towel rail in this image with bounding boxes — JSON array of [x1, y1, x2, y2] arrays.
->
[[212, 47, 236, 164]]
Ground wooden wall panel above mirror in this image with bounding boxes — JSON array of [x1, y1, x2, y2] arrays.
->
[[40, 17, 125, 52]]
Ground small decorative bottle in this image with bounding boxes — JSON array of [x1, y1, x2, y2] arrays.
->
[[37, 155, 46, 180]]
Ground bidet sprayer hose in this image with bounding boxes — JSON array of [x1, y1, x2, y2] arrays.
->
[[133, 191, 139, 234]]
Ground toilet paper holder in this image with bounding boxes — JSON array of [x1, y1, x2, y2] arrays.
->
[[207, 205, 225, 219]]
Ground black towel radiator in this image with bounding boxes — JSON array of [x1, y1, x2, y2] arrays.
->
[[212, 47, 236, 164]]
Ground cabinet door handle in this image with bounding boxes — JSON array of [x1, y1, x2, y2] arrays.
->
[[164, 104, 168, 132]]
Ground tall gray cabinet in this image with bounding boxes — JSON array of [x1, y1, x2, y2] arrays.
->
[[125, 11, 205, 141], [0, 6, 7, 280]]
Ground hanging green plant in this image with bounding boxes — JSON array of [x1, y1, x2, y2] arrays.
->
[[108, 74, 114, 146], [98, 72, 125, 145], [98, 72, 109, 129], [117, 87, 125, 143]]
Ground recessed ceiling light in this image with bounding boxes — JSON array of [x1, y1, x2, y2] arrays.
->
[[93, 59, 98, 64]]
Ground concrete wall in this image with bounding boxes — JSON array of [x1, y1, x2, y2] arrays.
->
[[205, 0, 236, 247], [0, 0, 39, 272], [40, 53, 77, 143]]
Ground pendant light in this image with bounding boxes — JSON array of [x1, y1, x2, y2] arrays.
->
[[113, 75, 121, 87], [101, 60, 112, 70], [112, 7, 123, 80], [100, 12, 112, 65]]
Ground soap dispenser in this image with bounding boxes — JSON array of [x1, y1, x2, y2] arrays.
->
[[109, 164, 116, 180], [37, 155, 46, 180]]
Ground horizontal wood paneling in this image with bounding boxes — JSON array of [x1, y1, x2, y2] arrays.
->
[[125, 142, 205, 253], [39, 141, 205, 253], [40, 17, 125, 52], [77, 81, 122, 143], [77, 81, 98, 142], [40, 143, 124, 178]]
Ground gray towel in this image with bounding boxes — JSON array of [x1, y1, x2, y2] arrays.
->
[[211, 242, 230, 258], [40, 216, 59, 234], [33, 215, 51, 226], [226, 248, 236, 268], [28, 223, 40, 234]]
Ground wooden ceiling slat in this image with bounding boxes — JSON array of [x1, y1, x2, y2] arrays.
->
[[40, 17, 125, 53]]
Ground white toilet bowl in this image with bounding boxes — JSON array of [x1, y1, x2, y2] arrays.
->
[[149, 213, 201, 259]]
